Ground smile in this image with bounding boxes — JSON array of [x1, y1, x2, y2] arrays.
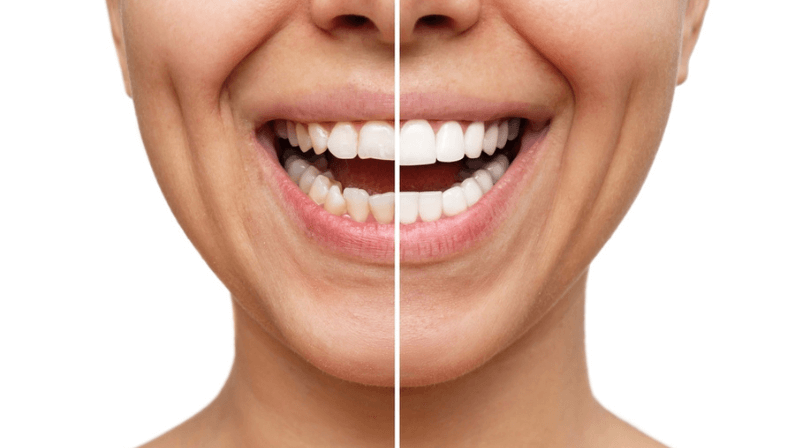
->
[[251, 93, 552, 263]]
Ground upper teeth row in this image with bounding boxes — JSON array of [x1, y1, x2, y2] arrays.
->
[[273, 118, 522, 165]]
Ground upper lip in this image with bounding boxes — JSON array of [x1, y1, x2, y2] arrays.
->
[[246, 87, 553, 129]]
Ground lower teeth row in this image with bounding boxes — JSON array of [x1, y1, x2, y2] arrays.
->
[[282, 151, 510, 225]]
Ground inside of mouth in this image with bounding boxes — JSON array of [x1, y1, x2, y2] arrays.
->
[[260, 118, 544, 224], [271, 120, 525, 194]]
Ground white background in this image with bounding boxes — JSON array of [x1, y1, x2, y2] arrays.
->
[[0, 1, 792, 447]]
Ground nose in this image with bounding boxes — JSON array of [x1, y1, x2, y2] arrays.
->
[[311, 0, 395, 44], [400, 0, 481, 44]]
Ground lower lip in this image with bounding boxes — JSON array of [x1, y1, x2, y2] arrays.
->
[[252, 127, 548, 264]]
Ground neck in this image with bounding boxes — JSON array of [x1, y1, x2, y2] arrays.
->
[[207, 301, 395, 448], [401, 272, 600, 447]]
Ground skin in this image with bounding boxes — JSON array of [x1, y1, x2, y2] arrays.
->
[[107, 0, 707, 446]]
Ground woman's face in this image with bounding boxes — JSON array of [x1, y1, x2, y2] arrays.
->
[[109, 0, 704, 386]]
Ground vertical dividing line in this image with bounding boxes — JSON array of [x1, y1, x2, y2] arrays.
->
[[393, 0, 401, 446]]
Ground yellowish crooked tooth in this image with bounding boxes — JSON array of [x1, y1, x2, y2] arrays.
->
[[308, 175, 331, 204], [296, 123, 312, 153], [298, 165, 320, 193], [324, 185, 347, 216], [399, 192, 420, 224], [343, 187, 370, 223], [369, 192, 395, 224], [287, 121, 299, 147], [308, 123, 329, 154]]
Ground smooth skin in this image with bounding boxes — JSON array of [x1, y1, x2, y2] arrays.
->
[[107, 0, 707, 446]]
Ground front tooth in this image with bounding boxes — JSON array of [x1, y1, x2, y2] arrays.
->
[[296, 123, 313, 153], [418, 191, 443, 222], [436, 121, 465, 162], [473, 169, 494, 193], [507, 118, 521, 141], [369, 193, 395, 224], [298, 165, 320, 193], [461, 178, 483, 207], [327, 122, 358, 159], [308, 175, 331, 204], [287, 121, 299, 147], [274, 120, 289, 139], [343, 187, 370, 223], [399, 192, 419, 224], [324, 185, 347, 215], [496, 120, 509, 149], [400, 120, 436, 166], [286, 156, 310, 182], [308, 123, 329, 154], [358, 121, 395, 160], [442, 186, 467, 217], [464, 122, 485, 159], [482, 122, 498, 156]]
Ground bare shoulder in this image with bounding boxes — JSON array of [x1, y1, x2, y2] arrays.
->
[[586, 404, 668, 448], [135, 405, 232, 448]]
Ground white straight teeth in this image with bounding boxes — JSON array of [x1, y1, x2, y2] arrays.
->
[[273, 118, 523, 165]]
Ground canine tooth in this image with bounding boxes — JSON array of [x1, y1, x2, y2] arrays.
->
[[358, 121, 395, 160], [497, 120, 509, 149], [442, 186, 467, 217], [400, 120, 436, 166], [324, 185, 347, 215], [296, 123, 313, 153], [464, 122, 485, 159], [418, 191, 443, 222], [308, 123, 329, 154], [327, 122, 358, 159], [343, 187, 370, 223], [308, 175, 331, 204], [369, 193, 395, 224], [473, 169, 494, 193], [298, 166, 320, 193], [399, 192, 419, 224], [461, 178, 483, 207], [274, 120, 289, 139], [286, 157, 310, 183], [287, 121, 299, 147], [482, 122, 498, 155], [507, 118, 521, 140], [436, 121, 465, 162]]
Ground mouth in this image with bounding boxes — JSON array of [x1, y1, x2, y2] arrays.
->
[[252, 99, 551, 263]]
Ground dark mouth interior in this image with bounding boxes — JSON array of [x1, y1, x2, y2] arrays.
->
[[270, 119, 530, 194]]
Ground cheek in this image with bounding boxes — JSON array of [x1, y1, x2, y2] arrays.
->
[[497, 0, 683, 103]]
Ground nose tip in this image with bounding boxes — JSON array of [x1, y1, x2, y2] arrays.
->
[[311, 0, 395, 44], [400, 0, 481, 44]]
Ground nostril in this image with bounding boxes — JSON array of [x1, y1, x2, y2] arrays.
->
[[417, 15, 451, 29], [335, 14, 373, 29]]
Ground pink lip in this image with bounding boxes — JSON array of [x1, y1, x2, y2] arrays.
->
[[248, 89, 552, 264]]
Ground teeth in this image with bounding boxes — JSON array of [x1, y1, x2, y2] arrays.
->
[[343, 187, 370, 223], [435, 121, 465, 163], [399, 192, 420, 224], [273, 118, 522, 165], [327, 122, 358, 159], [358, 121, 395, 160], [369, 193, 395, 224], [274, 117, 525, 224]]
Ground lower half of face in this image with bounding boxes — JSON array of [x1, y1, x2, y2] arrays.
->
[[118, 0, 685, 386]]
